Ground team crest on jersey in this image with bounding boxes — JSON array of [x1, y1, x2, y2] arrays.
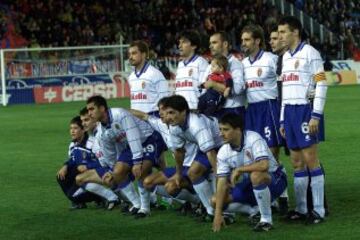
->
[[294, 60, 300, 69], [257, 68, 262, 77], [141, 81, 146, 89], [82, 151, 87, 160], [245, 150, 252, 160], [188, 69, 193, 77], [114, 123, 120, 129]]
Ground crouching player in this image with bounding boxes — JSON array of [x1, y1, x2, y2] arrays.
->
[[212, 113, 287, 232]]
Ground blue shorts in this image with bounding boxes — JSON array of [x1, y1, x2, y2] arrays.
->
[[245, 99, 283, 148], [214, 106, 246, 121], [94, 166, 112, 178], [231, 167, 287, 206], [193, 150, 213, 171], [163, 166, 190, 179], [283, 104, 324, 149], [118, 131, 167, 167]]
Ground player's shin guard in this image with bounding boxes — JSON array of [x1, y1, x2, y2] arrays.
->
[[253, 184, 272, 224], [294, 169, 309, 214], [119, 179, 141, 209], [84, 183, 118, 202], [309, 167, 325, 217], [192, 177, 214, 215], [138, 182, 150, 213]]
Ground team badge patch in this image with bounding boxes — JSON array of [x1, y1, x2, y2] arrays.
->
[[114, 124, 120, 129], [188, 69, 193, 77], [257, 68, 262, 77], [245, 150, 252, 160], [141, 81, 146, 89], [82, 151, 87, 160], [294, 60, 300, 69]]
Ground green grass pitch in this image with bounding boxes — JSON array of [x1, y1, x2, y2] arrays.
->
[[0, 85, 359, 240]]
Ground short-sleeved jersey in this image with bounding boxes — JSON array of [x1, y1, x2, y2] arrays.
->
[[175, 55, 209, 109], [201, 54, 246, 108], [217, 130, 278, 177], [128, 62, 170, 113], [242, 50, 278, 103], [67, 134, 91, 156], [148, 116, 199, 166], [167, 113, 223, 161], [94, 108, 154, 168], [281, 42, 326, 117]]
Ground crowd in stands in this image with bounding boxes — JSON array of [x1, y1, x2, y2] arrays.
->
[[0, 0, 360, 60]]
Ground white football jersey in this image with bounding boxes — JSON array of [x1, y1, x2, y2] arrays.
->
[[242, 50, 278, 103], [148, 116, 199, 166], [128, 62, 170, 113], [281, 42, 327, 119], [94, 108, 154, 168], [217, 130, 279, 177], [175, 55, 209, 109], [201, 54, 246, 108], [168, 113, 223, 166]]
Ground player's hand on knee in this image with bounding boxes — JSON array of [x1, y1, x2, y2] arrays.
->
[[212, 215, 225, 232], [230, 169, 242, 187], [132, 164, 142, 179], [309, 118, 319, 135], [102, 172, 114, 187], [280, 126, 286, 139], [77, 165, 87, 173], [57, 166, 68, 180]]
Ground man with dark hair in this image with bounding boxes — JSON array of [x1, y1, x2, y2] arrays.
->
[[56, 115, 105, 210], [241, 24, 283, 162], [212, 113, 287, 232], [278, 16, 328, 224], [128, 40, 170, 116], [201, 31, 246, 119], [81, 95, 167, 218], [163, 95, 223, 222], [175, 30, 209, 110]]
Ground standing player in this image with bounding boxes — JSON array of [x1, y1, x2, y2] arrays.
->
[[175, 30, 209, 110], [241, 24, 283, 161], [201, 31, 246, 119], [128, 40, 170, 116], [213, 113, 287, 232], [163, 95, 223, 221], [278, 16, 328, 223]]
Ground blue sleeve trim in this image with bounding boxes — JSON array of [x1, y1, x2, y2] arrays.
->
[[311, 112, 322, 119], [133, 158, 143, 165], [254, 156, 268, 162], [216, 173, 230, 177]]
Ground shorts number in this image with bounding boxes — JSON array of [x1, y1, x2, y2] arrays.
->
[[144, 144, 155, 153], [264, 126, 271, 141], [301, 122, 309, 134]]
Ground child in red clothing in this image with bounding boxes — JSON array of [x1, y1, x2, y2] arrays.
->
[[198, 54, 233, 116]]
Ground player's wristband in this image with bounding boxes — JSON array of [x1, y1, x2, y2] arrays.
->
[[311, 112, 322, 120]]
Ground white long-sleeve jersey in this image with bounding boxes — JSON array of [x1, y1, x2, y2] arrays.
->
[[201, 54, 246, 108], [147, 116, 199, 166], [168, 113, 223, 166], [128, 62, 170, 113], [94, 108, 154, 168], [242, 50, 278, 103], [175, 55, 209, 109], [217, 130, 279, 178], [280, 42, 327, 121]]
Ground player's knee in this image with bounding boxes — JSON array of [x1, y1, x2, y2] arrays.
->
[[75, 174, 85, 186], [250, 171, 270, 186], [142, 176, 153, 189], [187, 167, 203, 183]]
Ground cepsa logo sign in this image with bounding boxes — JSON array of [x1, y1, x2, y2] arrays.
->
[[33, 74, 124, 103]]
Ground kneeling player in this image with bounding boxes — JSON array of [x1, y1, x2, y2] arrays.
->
[[212, 113, 287, 232]]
